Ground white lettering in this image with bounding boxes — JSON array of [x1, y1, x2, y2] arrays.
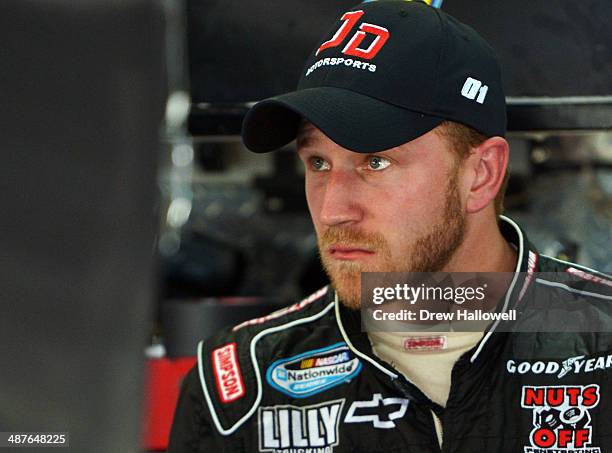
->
[[476, 85, 488, 104], [259, 401, 344, 451], [319, 404, 341, 444], [291, 410, 308, 447], [420, 310, 453, 321], [307, 409, 325, 446], [262, 410, 280, 448], [410, 286, 421, 303], [279, 410, 291, 448], [546, 361, 560, 374], [461, 77, 481, 99], [507, 359, 517, 373], [518, 362, 530, 374]]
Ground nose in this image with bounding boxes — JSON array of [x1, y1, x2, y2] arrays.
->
[[319, 169, 363, 227]]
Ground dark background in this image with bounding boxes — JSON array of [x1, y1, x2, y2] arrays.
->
[[188, 0, 612, 103]]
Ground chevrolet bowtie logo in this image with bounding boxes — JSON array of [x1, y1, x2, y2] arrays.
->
[[344, 393, 410, 429]]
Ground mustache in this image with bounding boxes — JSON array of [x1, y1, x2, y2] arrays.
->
[[319, 227, 388, 250]]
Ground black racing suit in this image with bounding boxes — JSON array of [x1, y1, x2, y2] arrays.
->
[[168, 216, 612, 452]]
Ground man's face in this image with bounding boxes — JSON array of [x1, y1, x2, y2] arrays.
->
[[297, 123, 467, 309]]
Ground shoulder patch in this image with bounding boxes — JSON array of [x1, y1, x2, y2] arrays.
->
[[265, 342, 362, 398], [211, 343, 245, 403], [197, 293, 337, 436], [232, 286, 329, 331]]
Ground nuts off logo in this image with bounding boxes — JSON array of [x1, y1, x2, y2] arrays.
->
[[521, 385, 601, 453]]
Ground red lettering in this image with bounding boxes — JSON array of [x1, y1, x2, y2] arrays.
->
[[533, 428, 556, 448], [575, 429, 590, 447], [582, 385, 599, 407], [565, 387, 581, 406], [523, 387, 544, 406], [316, 11, 364, 56], [546, 388, 564, 407], [343, 23, 390, 60], [557, 430, 573, 448]]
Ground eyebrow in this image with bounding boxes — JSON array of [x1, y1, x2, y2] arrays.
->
[[296, 133, 315, 149], [296, 125, 318, 149]]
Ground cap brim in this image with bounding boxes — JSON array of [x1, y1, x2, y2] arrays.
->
[[242, 86, 444, 153]]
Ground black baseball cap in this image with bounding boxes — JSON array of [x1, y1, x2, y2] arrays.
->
[[242, 0, 506, 153]]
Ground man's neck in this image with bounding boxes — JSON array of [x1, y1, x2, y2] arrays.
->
[[444, 215, 517, 273]]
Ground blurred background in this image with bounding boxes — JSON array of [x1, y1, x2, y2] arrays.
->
[[2, 0, 610, 452]]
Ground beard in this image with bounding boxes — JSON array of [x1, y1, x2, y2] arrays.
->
[[317, 165, 466, 309]]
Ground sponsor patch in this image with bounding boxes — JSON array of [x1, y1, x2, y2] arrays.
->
[[521, 385, 601, 453], [211, 343, 245, 403], [258, 399, 344, 452], [403, 335, 447, 351], [266, 343, 362, 398], [507, 353, 612, 379], [344, 393, 410, 429], [233, 286, 327, 331]]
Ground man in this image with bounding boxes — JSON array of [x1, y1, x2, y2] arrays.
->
[[169, 2, 612, 452]]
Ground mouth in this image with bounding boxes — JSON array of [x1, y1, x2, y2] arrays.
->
[[327, 245, 376, 261]]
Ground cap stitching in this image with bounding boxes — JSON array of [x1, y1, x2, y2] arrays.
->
[[431, 8, 447, 113]]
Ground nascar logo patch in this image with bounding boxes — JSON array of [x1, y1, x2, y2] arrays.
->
[[266, 343, 362, 398]]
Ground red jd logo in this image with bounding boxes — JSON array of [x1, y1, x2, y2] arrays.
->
[[316, 10, 390, 60]]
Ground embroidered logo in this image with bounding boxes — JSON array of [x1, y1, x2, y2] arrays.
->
[[521, 385, 601, 452], [258, 400, 344, 452], [266, 343, 361, 398], [461, 77, 488, 104], [315, 10, 389, 59], [211, 343, 245, 403], [403, 335, 447, 351], [344, 393, 410, 429]]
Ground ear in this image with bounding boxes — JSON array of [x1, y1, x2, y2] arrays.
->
[[464, 136, 509, 214]]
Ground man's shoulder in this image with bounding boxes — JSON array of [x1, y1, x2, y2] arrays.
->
[[186, 286, 345, 437], [535, 254, 612, 300], [204, 285, 334, 350], [522, 254, 612, 332]]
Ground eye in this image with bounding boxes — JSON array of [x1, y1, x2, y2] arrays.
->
[[309, 156, 330, 171], [367, 156, 391, 171]]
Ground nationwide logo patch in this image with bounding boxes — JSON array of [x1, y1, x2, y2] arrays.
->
[[521, 385, 601, 453], [258, 399, 344, 452], [266, 343, 362, 398]]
